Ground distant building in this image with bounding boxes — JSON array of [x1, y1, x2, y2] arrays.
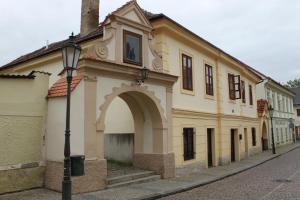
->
[[290, 87, 300, 139], [254, 75, 295, 148]]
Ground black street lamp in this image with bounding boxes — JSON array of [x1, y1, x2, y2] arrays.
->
[[268, 104, 276, 154], [61, 33, 81, 200]]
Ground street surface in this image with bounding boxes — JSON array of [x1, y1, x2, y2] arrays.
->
[[160, 147, 300, 200]]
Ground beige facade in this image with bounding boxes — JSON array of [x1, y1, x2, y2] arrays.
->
[[151, 16, 261, 167], [0, 0, 267, 194], [0, 72, 49, 194]]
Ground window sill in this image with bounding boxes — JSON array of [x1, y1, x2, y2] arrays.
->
[[205, 94, 215, 101], [228, 99, 236, 104], [183, 158, 197, 165], [181, 89, 195, 96]]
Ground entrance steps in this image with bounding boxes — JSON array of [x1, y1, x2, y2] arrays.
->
[[106, 171, 160, 188]]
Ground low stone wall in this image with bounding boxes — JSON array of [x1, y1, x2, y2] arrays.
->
[[0, 166, 45, 194], [45, 160, 107, 194], [133, 153, 175, 178]]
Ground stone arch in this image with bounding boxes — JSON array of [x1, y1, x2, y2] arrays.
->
[[261, 120, 268, 151], [96, 83, 174, 178], [262, 121, 268, 139], [96, 83, 167, 132]]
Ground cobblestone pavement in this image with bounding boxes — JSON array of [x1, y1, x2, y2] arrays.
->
[[1, 143, 299, 200], [160, 147, 300, 200]]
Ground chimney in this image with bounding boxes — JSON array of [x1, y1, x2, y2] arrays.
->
[[81, 0, 99, 35]]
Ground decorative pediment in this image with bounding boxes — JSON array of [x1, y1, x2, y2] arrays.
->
[[104, 0, 152, 28]]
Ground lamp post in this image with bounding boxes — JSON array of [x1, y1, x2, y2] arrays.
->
[[268, 104, 276, 154], [61, 33, 81, 200]]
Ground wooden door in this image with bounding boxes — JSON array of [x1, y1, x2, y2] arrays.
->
[[231, 129, 236, 162], [207, 129, 213, 167]]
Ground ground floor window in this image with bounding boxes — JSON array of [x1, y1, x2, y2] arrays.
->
[[281, 128, 284, 143], [251, 128, 256, 146], [183, 128, 195, 161], [276, 128, 280, 144]]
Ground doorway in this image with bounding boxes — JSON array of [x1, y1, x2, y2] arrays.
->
[[207, 129, 214, 167], [244, 128, 248, 157], [231, 129, 236, 162], [262, 122, 268, 151]]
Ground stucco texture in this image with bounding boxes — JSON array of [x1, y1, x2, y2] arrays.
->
[[0, 72, 49, 194], [0, 116, 43, 166]]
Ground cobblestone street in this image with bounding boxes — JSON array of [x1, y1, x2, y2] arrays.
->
[[1, 144, 299, 200], [160, 147, 300, 200]]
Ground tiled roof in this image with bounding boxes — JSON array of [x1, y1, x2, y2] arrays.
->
[[290, 87, 300, 105], [0, 27, 104, 70], [48, 76, 83, 98], [0, 73, 35, 79], [257, 99, 268, 114]]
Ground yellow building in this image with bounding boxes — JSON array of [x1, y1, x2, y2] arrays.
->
[[0, 72, 50, 194], [0, 0, 263, 194]]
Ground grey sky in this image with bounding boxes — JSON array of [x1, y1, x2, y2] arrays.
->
[[0, 0, 299, 83]]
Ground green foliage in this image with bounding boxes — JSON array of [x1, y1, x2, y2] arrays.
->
[[285, 78, 300, 88]]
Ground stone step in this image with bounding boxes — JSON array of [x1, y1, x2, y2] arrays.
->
[[106, 174, 161, 189], [106, 171, 157, 185]]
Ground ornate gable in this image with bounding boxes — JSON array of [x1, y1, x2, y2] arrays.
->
[[84, 0, 164, 73], [104, 0, 152, 29]]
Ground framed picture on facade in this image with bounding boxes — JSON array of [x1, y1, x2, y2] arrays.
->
[[123, 30, 142, 66]]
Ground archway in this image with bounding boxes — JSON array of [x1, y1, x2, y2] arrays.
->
[[262, 121, 268, 151], [96, 84, 174, 179], [104, 97, 135, 175]]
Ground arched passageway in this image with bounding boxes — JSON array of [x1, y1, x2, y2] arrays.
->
[[96, 84, 174, 179], [262, 122, 268, 151]]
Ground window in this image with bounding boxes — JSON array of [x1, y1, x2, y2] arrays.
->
[[123, 30, 142, 66], [183, 128, 195, 160], [228, 74, 235, 100], [182, 54, 193, 91], [228, 73, 241, 100], [249, 85, 253, 105], [272, 93, 276, 109], [251, 128, 256, 146], [276, 128, 279, 144], [205, 64, 214, 96], [241, 80, 246, 103], [297, 109, 300, 116]]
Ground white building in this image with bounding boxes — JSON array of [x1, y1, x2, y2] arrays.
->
[[256, 77, 295, 148], [290, 87, 300, 139]]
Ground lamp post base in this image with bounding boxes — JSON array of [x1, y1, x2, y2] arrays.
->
[[62, 180, 72, 200]]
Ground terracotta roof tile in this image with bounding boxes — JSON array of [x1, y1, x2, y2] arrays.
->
[[48, 76, 83, 98]]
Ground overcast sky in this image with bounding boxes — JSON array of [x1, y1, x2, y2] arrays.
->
[[0, 0, 299, 83]]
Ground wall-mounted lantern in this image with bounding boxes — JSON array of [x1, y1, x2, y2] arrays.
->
[[137, 66, 149, 85]]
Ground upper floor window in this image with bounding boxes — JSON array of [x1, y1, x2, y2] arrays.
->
[[297, 109, 300, 117], [228, 73, 241, 100], [123, 30, 142, 66], [249, 85, 253, 105], [241, 80, 246, 103], [205, 64, 214, 96], [182, 54, 193, 91]]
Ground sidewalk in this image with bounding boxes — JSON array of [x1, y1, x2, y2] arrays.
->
[[1, 142, 300, 200]]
